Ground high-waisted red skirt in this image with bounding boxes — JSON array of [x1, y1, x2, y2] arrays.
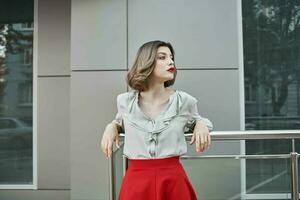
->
[[118, 156, 197, 200]]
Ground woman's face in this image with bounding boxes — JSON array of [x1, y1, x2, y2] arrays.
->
[[151, 46, 175, 83]]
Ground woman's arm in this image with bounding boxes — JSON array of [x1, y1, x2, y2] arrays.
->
[[187, 95, 213, 153], [111, 121, 123, 133], [189, 120, 211, 153], [101, 122, 120, 159]]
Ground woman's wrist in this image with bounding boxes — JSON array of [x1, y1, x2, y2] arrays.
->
[[106, 122, 118, 133], [195, 120, 208, 129], [109, 121, 123, 133]]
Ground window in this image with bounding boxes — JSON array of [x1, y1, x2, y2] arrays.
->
[[23, 48, 33, 65], [0, 119, 17, 129], [18, 81, 33, 105], [0, 1, 33, 186], [245, 79, 257, 103], [20, 22, 34, 30], [242, 0, 300, 197]]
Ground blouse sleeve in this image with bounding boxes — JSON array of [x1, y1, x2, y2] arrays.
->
[[111, 94, 125, 133], [185, 98, 213, 132]]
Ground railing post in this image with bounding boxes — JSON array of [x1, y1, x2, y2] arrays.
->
[[290, 152, 299, 200], [109, 155, 115, 200], [123, 155, 128, 177]]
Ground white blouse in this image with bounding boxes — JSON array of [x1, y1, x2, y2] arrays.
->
[[112, 89, 213, 159]]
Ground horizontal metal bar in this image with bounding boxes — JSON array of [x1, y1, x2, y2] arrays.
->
[[113, 131, 300, 200], [180, 154, 293, 159], [119, 130, 300, 140]]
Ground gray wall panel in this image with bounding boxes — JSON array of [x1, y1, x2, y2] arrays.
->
[[128, 0, 239, 69], [0, 190, 69, 200], [174, 69, 241, 155], [38, 0, 71, 75], [37, 77, 70, 189], [174, 69, 240, 131], [181, 158, 241, 200], [70, 71, 127, 200], [69, 0, 243, 200], [71, 0, 127, 70], [173, 69, 241, 199]]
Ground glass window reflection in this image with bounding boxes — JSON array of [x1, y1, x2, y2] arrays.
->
[[0, 9, 33, 184], [242, 0, 300, 195]]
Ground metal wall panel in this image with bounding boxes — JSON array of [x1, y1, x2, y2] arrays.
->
[[71, 0, 127, 70], [38, 0, 71, 75], [128, 0, 239, 69], [70, 71, 127, 200]]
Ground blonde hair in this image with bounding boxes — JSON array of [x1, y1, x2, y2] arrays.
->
[[127, 40, 177, 92]]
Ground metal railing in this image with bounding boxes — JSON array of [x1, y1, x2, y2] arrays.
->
[[108, 130, 300, 200]]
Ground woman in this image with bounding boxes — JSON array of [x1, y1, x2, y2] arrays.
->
[[101, 40, 213, 200]]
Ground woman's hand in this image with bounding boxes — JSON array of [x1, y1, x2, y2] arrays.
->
[[101, 123, 120, 159], [189, 120, 211, 153]]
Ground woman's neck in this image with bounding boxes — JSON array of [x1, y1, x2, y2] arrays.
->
[[139, 87, 173, 105]]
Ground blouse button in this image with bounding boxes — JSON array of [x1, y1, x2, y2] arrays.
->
[[164, 121, 170, 125]]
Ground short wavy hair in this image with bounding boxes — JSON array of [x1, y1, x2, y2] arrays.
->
[[127, 40, 177, 92]]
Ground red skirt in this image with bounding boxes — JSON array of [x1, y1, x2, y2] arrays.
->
[[118, 156, 198, 200]]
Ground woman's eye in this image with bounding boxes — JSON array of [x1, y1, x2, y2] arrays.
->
[[157, 55, 173, 60]]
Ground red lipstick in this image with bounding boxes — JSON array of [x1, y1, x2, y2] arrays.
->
[[167, 65, 175, 72]]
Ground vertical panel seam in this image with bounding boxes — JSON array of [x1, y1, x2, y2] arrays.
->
[[126, 0, 129, 93]]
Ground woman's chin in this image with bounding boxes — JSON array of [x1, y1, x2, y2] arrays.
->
[[163, 76, 174, 82], [153, 74, 174, 83]]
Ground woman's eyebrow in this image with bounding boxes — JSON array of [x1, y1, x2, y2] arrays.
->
[[157, 52, 173, 56]]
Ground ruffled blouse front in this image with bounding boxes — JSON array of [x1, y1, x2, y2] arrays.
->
[[112, 89, 213, 159]]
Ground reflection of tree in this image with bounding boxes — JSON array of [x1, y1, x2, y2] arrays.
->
[[0, 24, 33, 115], [243, 0, 300, 115], [0, 25, 8, 114], [5, 24, 33, 54]]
